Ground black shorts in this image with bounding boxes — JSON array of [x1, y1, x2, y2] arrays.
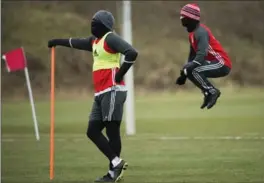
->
[[89, 90, 127, 122]]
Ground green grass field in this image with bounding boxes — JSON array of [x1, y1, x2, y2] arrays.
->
[[2, 89, 264, 183]]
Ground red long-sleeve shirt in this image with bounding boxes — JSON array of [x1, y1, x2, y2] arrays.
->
[[188, 24, 232, 68]]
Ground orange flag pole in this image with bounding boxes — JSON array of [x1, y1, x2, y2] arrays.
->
[[50, 47, 55, 180]]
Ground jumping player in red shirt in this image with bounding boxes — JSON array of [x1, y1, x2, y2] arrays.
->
[[176, 3, 232, 109]]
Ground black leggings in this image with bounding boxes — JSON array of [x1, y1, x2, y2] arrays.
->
[[86, 120, 122, 166], [187, 60, 230, 92], [106, 121, 122, 170]]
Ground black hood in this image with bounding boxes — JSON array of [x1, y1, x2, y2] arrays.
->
[[91, 10, 115, 38]]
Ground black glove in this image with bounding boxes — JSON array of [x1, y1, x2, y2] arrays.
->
[[115, 72, 123, 83], [115, 62, 133, 84], [48, 39, 70, 48], [176, 74, 187, 85], [48, 39, 58, 48], [182, 61, 201, 76]]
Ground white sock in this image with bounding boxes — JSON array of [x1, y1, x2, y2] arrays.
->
[[111, 156, 122, 167], [108, 170, 114, 178]]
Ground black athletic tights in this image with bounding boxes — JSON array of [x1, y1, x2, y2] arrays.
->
[[87, 120, 122, 169], [187, 60, 230, 93]]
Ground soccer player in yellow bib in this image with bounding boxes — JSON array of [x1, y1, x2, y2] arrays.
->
[[48, 10, 138, 182]]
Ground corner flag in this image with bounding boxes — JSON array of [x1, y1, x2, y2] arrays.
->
[[2, 47, 40, 141]]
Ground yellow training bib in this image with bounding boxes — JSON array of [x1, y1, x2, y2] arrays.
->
[[92, 32, 121, 71]]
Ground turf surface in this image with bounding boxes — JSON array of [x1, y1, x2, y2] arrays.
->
[[2, 89, 264, 183]]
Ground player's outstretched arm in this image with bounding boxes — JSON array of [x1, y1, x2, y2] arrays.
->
[[47, 36, 95, 52], [105, 33, 138, 83]]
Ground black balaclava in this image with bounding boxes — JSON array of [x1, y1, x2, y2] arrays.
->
[[181, 17, 200, 33], [91, 10, 115, 38]]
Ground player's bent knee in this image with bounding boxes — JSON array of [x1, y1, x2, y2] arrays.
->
[[86, 127, 93, 140], [222, 67, 231, 76], [86, 120, 100, 140], [186, 69, 198, 78]]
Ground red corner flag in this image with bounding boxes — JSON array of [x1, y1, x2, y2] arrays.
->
[[2, 47, 40, 141], [2, 47, 27, 72]]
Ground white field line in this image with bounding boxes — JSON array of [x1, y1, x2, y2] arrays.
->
[[159, 136, 264, 140], [2, 135, 264, 142]]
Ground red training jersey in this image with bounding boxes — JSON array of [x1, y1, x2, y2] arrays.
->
[[189, 24, 232, 68]]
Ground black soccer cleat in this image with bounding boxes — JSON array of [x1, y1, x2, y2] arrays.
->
[[94, 173, 115, 182], [112, 160, 128, 182], [200, 91, 211, 109], [207, 88, 221, 109]]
